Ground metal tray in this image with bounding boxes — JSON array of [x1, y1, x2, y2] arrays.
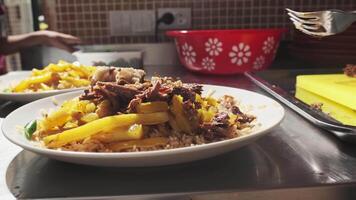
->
[[245, 69, 356, 143], [5, 67, 356, 199]]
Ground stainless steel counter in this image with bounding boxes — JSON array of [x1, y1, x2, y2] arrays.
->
[[3, 66, 356, 199]]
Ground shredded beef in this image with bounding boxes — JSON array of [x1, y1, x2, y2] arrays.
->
[[96, 82, 140, 99], [220, 95, 235, 109], [172, 84, 202, 101], [92, 67, 146, 84], [42, 66, 257, 153], [144, 81, 166, 101], [199, 112, 231, 140], [95, 100, 114, 118], [344, 64, 356, 78], [182, 100, 197, 121], [115, 68, 146, 84], [310, 102, 323, 111], [199, 124, 230, 140], [213, 112, 230, 126], [237, 114, 255, 124], [91, 67, 117, 84], [128, 81, 173, 111], [194, 102, 202, 109], [94, 82, 141, 111], [231, 106, 243, 115], [187, 84, 203, 95], [79, 88, 105, 103], [230, 105, 255, 124]]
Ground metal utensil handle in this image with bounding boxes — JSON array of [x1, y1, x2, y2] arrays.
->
[[245, 72, 356, 134]]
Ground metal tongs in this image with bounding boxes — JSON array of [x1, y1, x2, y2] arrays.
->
[[286, 8, 356, 37]]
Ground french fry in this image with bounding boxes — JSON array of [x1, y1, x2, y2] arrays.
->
[[136, 101, 169, 114], [32, 68, 45, 76], [85, 103, 96, 113], [168, 114, 179, 132], [92, 124, 143, 143], [63, 121, 78, 129], [198, 109, 214, 122], [80, 113, 99, 123], [60, 76, 90, 87], [68, 70, 81, 78], [13, 72, 52, 92], [206, 97, 218, 106], [70, 64, 94, 77], [108, 137, 168, 152], [12, 60, 96, 92], [170, 95, 192, 133], [47, 63, 68, 72], [40, 83, 51, 91], [41, 109, 71, 130], [229, 113, 237, 124], [43, 112, 169, 148], [40, 98, 78, 130]]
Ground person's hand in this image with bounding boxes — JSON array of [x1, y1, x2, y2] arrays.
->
[[34, 30, 81, 53], [0, 30, 81, 55]]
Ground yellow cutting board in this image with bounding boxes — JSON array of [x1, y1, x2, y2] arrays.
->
[[295, 87, 356, 126], [296, 74, 356, 110]]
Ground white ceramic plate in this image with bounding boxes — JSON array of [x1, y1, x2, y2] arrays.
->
[[0, 71, 86, 102], [2, 85, 285, 167]]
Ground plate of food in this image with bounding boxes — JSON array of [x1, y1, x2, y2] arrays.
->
[[0, 60, 96, 102], [2, 67, 284, 167]]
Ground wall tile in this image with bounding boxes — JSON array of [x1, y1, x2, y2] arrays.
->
[[44, 0, 356, 44]]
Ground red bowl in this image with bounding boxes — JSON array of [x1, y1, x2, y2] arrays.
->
[[167, 29, 287, 74]]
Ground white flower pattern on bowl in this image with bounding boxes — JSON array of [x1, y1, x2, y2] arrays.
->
[[201, 57, 216, 71], [205, 38, 223, 56], [262, 37, 275, 54], [253, 56, 265, 70], [181, 43, 196, 64], [229, 43, 252, 66]]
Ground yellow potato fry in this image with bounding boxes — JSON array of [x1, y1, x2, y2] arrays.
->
[[43, 112, 169, 148], [136, 101, 168, 114], [68, 70, 81, 78], [95, 100, 112, 118], [60, 76, 90, 87], [70, 65, 92, 77], [92, 124, 143, 143], [12, 60, 95, 92], [73, 100, 90, 113], [168, 114, 179, 132], [195, 94, 203, 103], [13, 73, 52, 92], [206, 97, 218, 106], [32, 68, 46, 76], [61, 98, 79, 109], [41, 109, 71, 130], [229, 113, 237, 124], [63, 121, 78, 129], [40, 83, 51, 91], [85, 103, 96, 113], [57, 80, 72, 89], [108, 137, 168, 152], [198, 108, 215, 122], [47, 63, 68, 72], [80, 113, 99, 123], [170, 95, 192, 133]]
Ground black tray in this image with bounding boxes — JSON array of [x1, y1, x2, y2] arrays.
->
[[245, 69, 356, 143]]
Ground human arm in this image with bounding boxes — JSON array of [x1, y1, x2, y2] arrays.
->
[[0, 30, 81, 55]]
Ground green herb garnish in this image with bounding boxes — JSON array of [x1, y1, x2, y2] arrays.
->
[[24, 120, 37, 140]]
